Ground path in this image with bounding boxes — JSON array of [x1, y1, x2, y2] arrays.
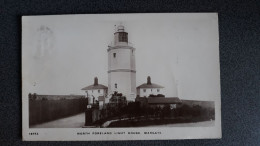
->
[[31, 112, 85, 128]]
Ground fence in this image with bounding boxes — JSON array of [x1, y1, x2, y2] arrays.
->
[[29, 98, 88, 126]]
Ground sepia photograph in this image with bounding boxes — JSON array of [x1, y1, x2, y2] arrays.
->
[[22, 13, 221, 140]]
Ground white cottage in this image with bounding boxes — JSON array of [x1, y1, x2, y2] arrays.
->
[[81, 77, 108, 105], [137, 76, 164, 97]]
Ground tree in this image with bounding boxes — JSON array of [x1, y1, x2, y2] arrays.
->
[[154, 106, 161, 117], [157, 94, 165, 97], [192, 105, 202, 117], [33, 93, 37, 99], [42, 97, 48, 100], [177, 104, 192, 117], [161, 105, 171, 118]]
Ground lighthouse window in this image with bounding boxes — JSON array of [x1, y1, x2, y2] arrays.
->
[[115, 83, 117, 89], [113, 53, 116, 58], [119, 33, 128, 42]]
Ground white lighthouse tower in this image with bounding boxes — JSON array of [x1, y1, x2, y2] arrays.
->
[[107, 25, 136, 101]]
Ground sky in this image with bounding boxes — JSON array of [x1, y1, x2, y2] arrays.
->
[[22, 13, 220, 101]]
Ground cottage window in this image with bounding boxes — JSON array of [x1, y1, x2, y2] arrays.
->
[[98, 90, 100, 93], [113, 53, 116, 58], [157, 89, 160, 92], [143, 89, 146, 92], [151, 89, 152, 92]]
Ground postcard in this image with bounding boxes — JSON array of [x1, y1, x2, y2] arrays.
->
[[22, 13, 221, 141]]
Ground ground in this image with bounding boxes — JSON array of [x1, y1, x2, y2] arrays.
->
[[31, 112, 85, 128], [144, 120, 215, 127], [31, 112, 215, 128]]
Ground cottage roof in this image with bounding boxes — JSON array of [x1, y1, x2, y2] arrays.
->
[[148, 97, 181, 104], [137, 83, 164, 89], [81, 84, 108, 90], [137, 76, 164, 89], [81, 77, 108, 90]]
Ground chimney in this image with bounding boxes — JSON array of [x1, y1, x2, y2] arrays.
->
[[94, 77, 98, 86], [147, 76, 152, 85]]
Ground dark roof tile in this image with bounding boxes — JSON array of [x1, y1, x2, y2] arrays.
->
[[137, 83, 164, 89], [81, 84, 108, 90]]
